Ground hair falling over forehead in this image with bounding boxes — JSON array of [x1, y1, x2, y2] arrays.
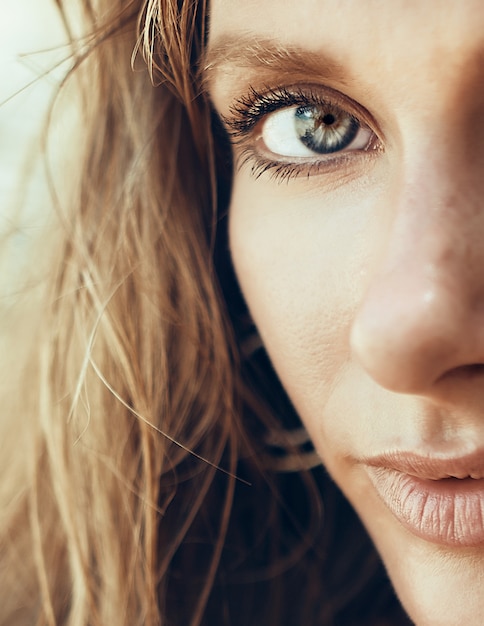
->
[[0, 1, 408, 625]]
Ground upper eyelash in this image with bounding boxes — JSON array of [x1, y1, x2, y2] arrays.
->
[[222, 84, 365, 138]]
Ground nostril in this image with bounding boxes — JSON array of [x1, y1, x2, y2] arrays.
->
[[457, 363, 484, 376], [438, 362, 484, 383]]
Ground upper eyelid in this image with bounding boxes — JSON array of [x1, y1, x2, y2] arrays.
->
[[221, 84, 381, 140]]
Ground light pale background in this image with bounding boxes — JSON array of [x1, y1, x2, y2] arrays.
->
[[1, 1, 70, 297]]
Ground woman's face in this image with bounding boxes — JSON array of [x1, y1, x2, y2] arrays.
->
[[207, 2, 484, 623]]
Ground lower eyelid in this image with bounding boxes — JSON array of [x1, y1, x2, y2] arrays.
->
[[235, 144, 381, 184]]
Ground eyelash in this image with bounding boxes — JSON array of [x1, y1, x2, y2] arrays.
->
[[222, 85, 382, 182]]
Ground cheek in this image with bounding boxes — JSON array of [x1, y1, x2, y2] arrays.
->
[[228, 171, 383, 439]]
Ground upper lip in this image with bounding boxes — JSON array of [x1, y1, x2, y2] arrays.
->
[[362, 449, 484, 480]]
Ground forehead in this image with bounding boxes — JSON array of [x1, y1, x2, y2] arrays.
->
[[206, 0, 484, 124], [208, 0, 484, 67]]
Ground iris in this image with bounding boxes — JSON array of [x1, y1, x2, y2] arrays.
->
[[295, 105, 359, 154]]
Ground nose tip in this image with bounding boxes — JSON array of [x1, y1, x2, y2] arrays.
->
[[350, 272, 484, 395], [351, 279, 452, 393]]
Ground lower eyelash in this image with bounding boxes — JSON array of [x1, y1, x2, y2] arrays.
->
[[238, 150, 323, 181], [242, 155, 307, 182], [237, 145, 378, 183]]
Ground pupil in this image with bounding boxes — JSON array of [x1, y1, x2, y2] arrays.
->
[[322, 113, 336, 125]]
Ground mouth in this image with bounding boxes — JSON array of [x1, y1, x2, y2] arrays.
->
[[363, 450, 484, 546]]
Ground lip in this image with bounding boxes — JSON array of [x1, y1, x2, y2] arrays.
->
[[363, 450, 484, 546]]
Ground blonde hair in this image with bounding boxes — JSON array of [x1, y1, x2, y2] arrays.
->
[[0, 2, 410, 625]]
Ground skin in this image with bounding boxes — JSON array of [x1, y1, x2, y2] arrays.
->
[[208, 2, 484, 624]]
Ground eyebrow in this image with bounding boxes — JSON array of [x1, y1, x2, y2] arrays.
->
[[202, 35, 348, 93]]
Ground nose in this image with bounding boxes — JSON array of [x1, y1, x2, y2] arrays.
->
[[350, 148, 484, 395]]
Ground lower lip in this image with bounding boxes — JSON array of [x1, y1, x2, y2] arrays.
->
[[366, 467, 484, 546]]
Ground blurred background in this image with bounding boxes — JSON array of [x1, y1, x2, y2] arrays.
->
[[0, 1, 70, 298]]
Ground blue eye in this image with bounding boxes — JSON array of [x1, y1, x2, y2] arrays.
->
[[223, 85, 381, 181], [261, 102, 372, 157]]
